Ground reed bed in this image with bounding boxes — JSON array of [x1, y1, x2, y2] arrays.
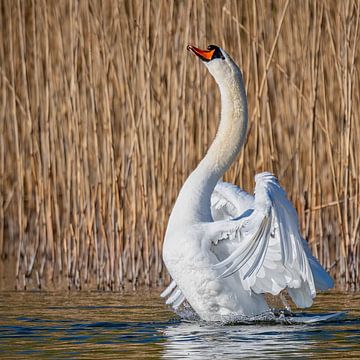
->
[[0, 0, 359, 290]]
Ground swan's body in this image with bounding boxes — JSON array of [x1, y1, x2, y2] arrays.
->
[[162, 45, 333, 322]]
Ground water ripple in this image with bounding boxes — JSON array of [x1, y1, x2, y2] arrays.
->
[[0, 291, 359, 359]]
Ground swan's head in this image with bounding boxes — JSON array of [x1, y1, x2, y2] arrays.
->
[[187, 44, 240, 82]]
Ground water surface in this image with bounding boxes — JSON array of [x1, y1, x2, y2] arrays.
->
[[0, 290, 359, 359]]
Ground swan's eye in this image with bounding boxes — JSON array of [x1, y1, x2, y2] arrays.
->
[[207, 45, 225, 60]]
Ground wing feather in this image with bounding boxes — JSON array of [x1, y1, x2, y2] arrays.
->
[[210, 172, 333, 308], [161, 280, 187, 310], [211, 181, 253, 221]]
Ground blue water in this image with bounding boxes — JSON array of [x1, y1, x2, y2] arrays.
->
[[0, 291, 359, 359]]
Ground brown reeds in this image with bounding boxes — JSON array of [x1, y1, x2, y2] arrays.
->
[[0, 0, 359, 290]]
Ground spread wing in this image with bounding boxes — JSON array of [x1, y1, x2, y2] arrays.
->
[[208, 172, 333, 308]]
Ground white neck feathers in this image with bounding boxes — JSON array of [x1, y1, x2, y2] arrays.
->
[[170, 57, 248, 224], [198, 65, 248, 184]]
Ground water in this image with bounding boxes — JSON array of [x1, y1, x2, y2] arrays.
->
[[0, 290, 359, 359]]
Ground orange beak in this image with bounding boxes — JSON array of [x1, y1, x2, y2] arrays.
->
[[187, 45, 215, 61]]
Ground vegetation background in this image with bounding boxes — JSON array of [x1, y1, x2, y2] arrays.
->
[[0, 0, 359, 291]]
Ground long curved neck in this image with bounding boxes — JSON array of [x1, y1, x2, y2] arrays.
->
[[197, 69, 248, 186], [169, 66, 248, 225]]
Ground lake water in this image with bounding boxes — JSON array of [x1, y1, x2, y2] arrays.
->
[[0, 290, 359, 359]]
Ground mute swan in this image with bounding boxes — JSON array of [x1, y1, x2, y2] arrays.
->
[[161, 45, 333, 322]]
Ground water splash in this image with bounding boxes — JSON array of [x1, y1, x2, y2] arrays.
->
[[174, 302, 346, 326]]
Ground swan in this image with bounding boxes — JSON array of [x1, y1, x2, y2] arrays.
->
[[161, 44, 333, 322]]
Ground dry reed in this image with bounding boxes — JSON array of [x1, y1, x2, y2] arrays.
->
[[0, 0, 359, 290]]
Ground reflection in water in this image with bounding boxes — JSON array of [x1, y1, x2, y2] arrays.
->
[[163, 321, 313, 359], [0, 291, 359, 359], [161, 303, 360, 359]]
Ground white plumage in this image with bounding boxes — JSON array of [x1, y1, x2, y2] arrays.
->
[[161, 45, 333, 321]]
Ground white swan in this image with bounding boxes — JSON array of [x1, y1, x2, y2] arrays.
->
[[161, 44, 333, 322]]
